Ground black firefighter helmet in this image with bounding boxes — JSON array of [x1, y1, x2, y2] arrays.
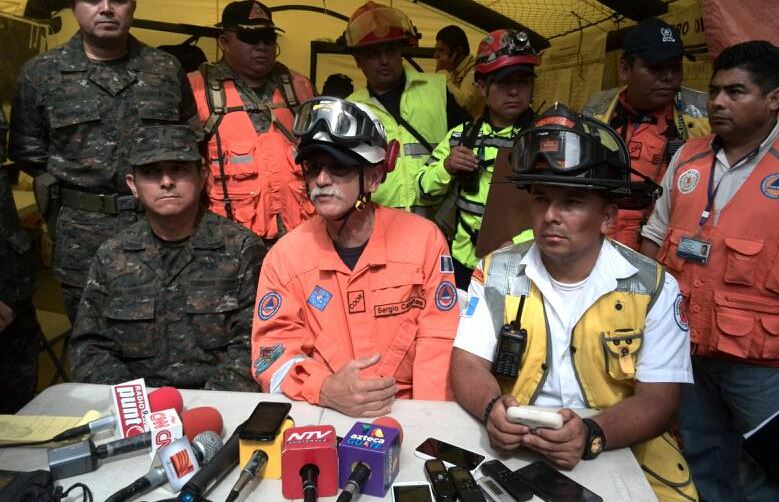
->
[[508, 103, 662, 209]]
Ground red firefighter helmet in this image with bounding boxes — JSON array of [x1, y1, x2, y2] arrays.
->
[[344, 2, 420, 48], [475, 29, 539, 77]]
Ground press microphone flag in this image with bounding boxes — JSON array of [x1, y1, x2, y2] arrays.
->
[[281, 425, 338, 499], [337, 421, 401, 498]]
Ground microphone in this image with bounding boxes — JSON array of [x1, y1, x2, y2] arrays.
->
[[336, 419, 403, 500], [105, 431, 223, 502], [53, 386, 183, 442], [226, 449, 269, 502], [176, 430, 240, 501], [48, 407, 223, 479], [281, 425, 338, 500]]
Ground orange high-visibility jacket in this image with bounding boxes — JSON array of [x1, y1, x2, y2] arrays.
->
[[189, 64, 315, 239], [657, 134, 779, 365], [251, 205, 459, 403]]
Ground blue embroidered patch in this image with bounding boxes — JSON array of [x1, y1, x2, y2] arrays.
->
[[253, 343, 284, 375], [435, 281, 457, 311], [760, 173, 779, 199], [464, 296, 479, 317], [673, 294, 689, 331], [257, 291, 282, 320], [307, 285, 333, 311]]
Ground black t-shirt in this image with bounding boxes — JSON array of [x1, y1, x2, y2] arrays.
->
[[334, 239, 369, 270]]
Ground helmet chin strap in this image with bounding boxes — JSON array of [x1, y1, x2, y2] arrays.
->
[[335, 168, 369, 236]]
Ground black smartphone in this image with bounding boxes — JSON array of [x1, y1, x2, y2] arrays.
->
[[415, 437, 486, 471], [515, 461, 603, 502], [424, 459, 456, 502], [239, 401, 291, 441]]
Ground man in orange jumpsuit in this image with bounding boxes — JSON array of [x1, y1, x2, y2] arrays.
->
[[251, 97, 459, 417]]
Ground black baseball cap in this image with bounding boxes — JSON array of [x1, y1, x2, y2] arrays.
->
[[295, 141, 364, 168], [217, 1, 285, 32], [623, 18, 694, 65]]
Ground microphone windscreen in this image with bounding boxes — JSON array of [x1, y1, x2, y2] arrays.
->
[[181, 407, 224, 441], [372, 416, 403, 445], [148, 387, 184, 415]]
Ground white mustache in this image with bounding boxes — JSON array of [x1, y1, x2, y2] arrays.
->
[[310, 187, 343, 201]]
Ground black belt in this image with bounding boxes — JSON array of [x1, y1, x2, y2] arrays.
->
[[60, 187, 138, 215]]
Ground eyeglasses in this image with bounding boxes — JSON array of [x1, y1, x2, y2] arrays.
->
[[234, 29, 277, 46], [300, 160, 357, 179]]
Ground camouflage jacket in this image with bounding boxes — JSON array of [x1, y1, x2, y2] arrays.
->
[[8, 32, 201, 287], [69, 210, 265, 391], [0, 110, 35, 312]]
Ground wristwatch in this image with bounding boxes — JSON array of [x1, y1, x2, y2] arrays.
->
[[581, 418, 606, 460]]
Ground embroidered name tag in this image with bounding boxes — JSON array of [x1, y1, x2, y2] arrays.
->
[[374, 297, 426, 317]]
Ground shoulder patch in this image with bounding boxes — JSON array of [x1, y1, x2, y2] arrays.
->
[[257, 291, 282, 320], [307, 285, 332, 311], [435, 281, 458, 311], [760, 173, 779, 199], [440, 255, 454, 274], [471, 268, 484, 285], [253, 343, 284, 376], [677, 169, 700, 194], [463, 296, 479, 317], [673, 294, 689, 331]]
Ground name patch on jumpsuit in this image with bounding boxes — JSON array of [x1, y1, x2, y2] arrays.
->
[[374, 297, 426, 317], [308, 285, 332, 311]]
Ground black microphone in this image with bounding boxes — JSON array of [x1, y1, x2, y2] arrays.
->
[[176, 430, 240, 501], [48, 433, 152, 479], [336, 462, 371, 502], [225, 449, 269, 502], [105, 431, 224, 502]]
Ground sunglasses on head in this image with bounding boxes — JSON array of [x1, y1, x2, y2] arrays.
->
[[234, 29, 277, 46], [300, 160, 357, 179]]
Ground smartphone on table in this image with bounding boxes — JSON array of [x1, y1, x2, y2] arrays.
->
[[414, 437, 486, 471], [238, 401, 291, 441], [392, 481, 435, 502], [516, 460, 603, 502]]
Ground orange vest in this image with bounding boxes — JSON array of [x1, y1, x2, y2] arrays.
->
[[189, 67, 315, 240], [657, 135, 779, 365], [608, 96, 677, 250]]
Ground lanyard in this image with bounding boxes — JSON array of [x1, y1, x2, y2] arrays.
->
[[698, 155, 719, 227]]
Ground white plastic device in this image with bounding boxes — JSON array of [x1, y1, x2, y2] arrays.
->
[[505, 406, 564, 430]]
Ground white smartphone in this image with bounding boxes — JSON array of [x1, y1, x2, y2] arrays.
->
[[391, 481, 435, 502], [506, 406, 564, 430]]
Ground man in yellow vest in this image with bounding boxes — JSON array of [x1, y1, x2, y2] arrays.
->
[[345, 2, 468, 217], [189, 1, 315, 243], [640, 41, 779, 502], [450, 104, 698, 501], [582, 18, 710, 251]]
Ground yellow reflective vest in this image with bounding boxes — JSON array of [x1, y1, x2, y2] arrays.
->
[[418, 120, 531, 269], [349, 68, 448, 212], [481, 241, 698, 502]]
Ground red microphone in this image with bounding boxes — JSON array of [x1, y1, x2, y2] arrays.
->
[[281, 425, 339, 500], [372, 416, 403, 446], [180, 407, 224, 442], [148, 386, 184, 415]]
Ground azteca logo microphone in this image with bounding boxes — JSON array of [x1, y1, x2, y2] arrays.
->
[[343, 424, 387, 449], [111, 378, 151, 438]]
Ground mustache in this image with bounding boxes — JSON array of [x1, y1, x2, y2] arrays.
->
[[309, 187, 343, 200]]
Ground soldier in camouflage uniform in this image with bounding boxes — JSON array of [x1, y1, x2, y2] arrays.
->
[[0, 107, 40, 413], [8, 0, 200, 322], [68, 125, 264, 391]]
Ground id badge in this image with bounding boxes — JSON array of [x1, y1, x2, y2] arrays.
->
[[677, 236, 711, 264]]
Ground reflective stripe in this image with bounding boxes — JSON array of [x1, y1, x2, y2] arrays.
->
[[229, 154, 253, 164], [448, 134, 516, 149], [403, 143, 431, 157], [455, 196, 485, 215]]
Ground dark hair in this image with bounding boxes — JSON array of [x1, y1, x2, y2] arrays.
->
[[620, 52, 637, 67], [436, 25, 469, 56], [322, 73, 354, 99], [712, 41, 779, 94]]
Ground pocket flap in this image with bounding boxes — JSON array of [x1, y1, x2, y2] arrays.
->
[[724, 237, 764, 256], [601, 330, 643, 356], [371, 271, 424, 290], [186, 286, 240, 313], [104, 297, 155, 320], [49, 100, 100, 128], [761, 315, 779, 336], [715, 310, 753, 337]]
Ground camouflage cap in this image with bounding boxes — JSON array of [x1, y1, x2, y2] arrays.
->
[[130, 125, 202, 166]]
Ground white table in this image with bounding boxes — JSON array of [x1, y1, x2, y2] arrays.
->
[[1, 384, 657, 501]]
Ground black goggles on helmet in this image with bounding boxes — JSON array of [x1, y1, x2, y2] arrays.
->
[[233, 29, 277, 46], [293, 97, 384, 147], [512, 116, 627, 175]]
